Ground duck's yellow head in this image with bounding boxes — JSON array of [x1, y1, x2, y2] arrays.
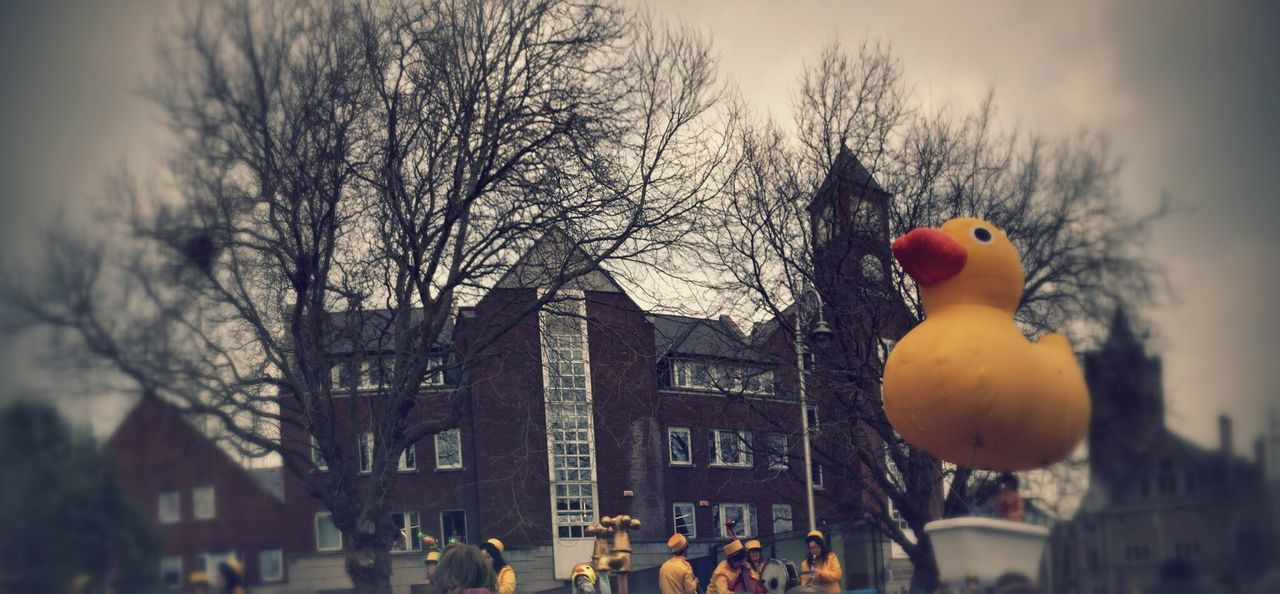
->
[[891, 217, 1023, 313]]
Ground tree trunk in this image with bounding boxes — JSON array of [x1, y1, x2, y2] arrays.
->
[[346, 535, 394, 594], [907, 535, 941, 593]]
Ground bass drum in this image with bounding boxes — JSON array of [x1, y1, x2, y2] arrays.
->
[[759, 559, 799, 594]]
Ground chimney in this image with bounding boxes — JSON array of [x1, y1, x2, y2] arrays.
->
[[1220, 415, 1234, 458]]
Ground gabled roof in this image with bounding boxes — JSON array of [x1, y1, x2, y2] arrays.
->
[[494, 227, 623, 293], [648, 313, 770, 363], [108, 394, 287, 503], [807, 146, 890, 214]]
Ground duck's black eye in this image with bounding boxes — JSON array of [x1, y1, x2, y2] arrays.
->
[[973, 227, 993, 243]]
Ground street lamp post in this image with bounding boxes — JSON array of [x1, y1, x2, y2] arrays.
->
[[795, 290, 833, 533]]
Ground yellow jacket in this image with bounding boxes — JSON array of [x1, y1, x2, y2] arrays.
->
[[496, 565, 517, 594], [658, 555, 699, 594], [801, 552, 842, 594], [706, 560, 740, 594]]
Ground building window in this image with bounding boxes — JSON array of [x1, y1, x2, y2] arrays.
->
[[359, 432, 374, 474], [812, 463, 824, 489], [158, 491, 180, 524], [673, 502, 697, 539], [714, 503, 757, 538], [311, 436, 329, 472], [192, 486, 215, 521], [316, 512, 343, 551], [435, 428, 462, 470], [772, 504, 793, 534], [767, 434, 789, 470], [363, 359, 391, 389], [554, 483, 596, 538], [1156, 459, 1178, 495], [886, 496, 916, 560], [332, 361, 358, 388], [542, 300, 600, 539], [423, 355, 446, 386], [160, 555, 182, 589], [196, 551, 241, 583], [671, 360, 773, 395], [441, 510, 468, 544], [669, 427, 692, 465], [391, 511, 422, 551], [806, 405, 820, 434], [710, 429, 752, 467], [399, 445, 416, 472], [259, 549, 283, 582]]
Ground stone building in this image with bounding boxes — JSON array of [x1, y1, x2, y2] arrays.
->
[[1048, 311, 1278, 594]]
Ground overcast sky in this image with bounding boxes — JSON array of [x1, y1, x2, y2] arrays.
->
[[2, 0, 1277, 453]]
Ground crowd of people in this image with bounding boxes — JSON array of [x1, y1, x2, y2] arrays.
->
[[661, 529, 842, 594]]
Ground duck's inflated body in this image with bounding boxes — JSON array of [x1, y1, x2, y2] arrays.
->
[[884, 217, 1089, 471]]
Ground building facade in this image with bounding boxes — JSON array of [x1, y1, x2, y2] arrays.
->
[[107, 151, 907, 594], [1048, 311, 1279, 594]]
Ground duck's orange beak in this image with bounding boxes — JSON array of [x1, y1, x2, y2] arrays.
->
[[892, 228, 967, 287]]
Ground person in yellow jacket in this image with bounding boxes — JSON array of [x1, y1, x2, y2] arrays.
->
[[658, 533, 699, 594], [745, 540, 765, 581], [707, 538, 749, 594], [800, 530, 842, 594], [481, 538, 517, 594]]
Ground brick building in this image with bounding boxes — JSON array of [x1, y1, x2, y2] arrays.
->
[[107, 150, 904, 593]]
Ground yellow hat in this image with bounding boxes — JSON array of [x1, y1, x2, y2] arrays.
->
[[746, 539, 762, 551], [487, 538, 505, 554], [188, 571, 210, 585], [223, 558, 243, 575], [426, 551, 441, 563], [667, 533, 688, 552], [723, 538, 744, 557], [806, 530, 825, 543]]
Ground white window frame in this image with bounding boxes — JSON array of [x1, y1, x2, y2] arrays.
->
[[671, 360, 773, 395], [767, 433, 789, 470], [715, 503, 757, 538], [391, 511, 422, 552], [440, 509, 467, 544], [435, 428, 462, 470], [422, 355, 446, 386], [359, 432, 374, 474], [399, 444, 416, 472], [668, 427, 693, 466], [259, 549, 284, 582], [158, 490, 180, 524], [812, 463, 824, 490], [197, 551, 241, 584], [772, 504, 793, 535], [192, 485, 216, 521], [673, 502, 697, 539], [311, 436, 329, 472], [160, 555, 182, 589], [359, 360, 387, 390], [710, 429, 753, 468], [315, 512, 343, 552]]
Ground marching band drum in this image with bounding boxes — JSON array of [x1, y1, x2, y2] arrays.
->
[[758, 559, 800, 594]]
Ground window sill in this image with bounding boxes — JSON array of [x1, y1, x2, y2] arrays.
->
[[708, 464, 752, 470], [435, 466, 465, 472], [668, 461, 694, 467]]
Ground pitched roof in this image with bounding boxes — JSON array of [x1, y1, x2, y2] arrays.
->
[[808, 146, 890, 214], [493, 227, 623, 293], [648, 313, 770, 363]]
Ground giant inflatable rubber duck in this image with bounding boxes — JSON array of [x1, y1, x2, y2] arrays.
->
[[883, 217, 1090, 471]]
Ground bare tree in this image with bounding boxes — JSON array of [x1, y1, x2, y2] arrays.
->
[[1, 1, 735, 592], [699, 41, 1162, 591]]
